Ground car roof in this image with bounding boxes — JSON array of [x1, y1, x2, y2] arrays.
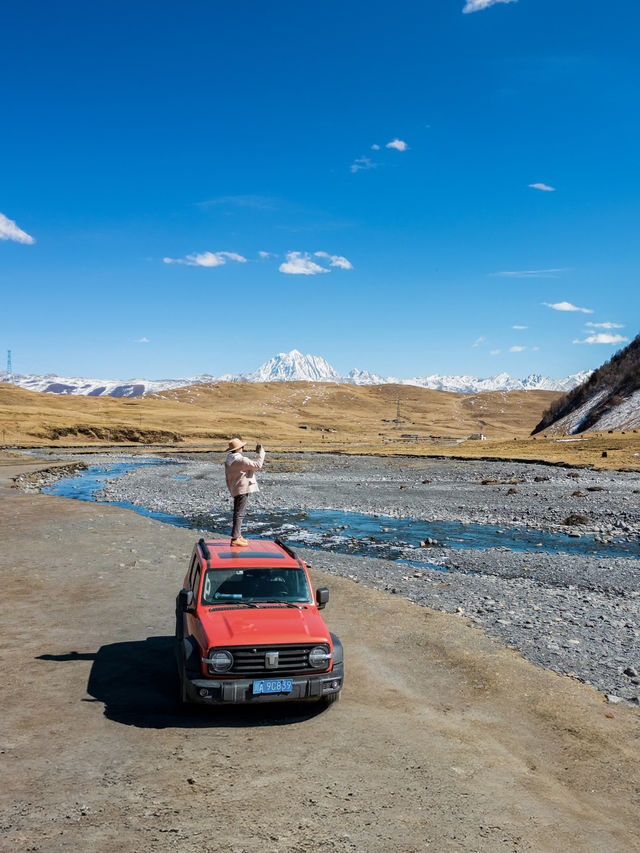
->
[[197, 538, 302, 569]]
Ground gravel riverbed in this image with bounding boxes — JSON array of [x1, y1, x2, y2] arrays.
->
[[24, 450, 640, 702]]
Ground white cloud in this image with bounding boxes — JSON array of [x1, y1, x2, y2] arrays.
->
[[371, 144, 380, 150], [512, 325, 528, 329], [279, 252, 329, 276], [509, 345, 526, 352], [490, 349, 501, 355], [491, 269, 566, 278], [472, 336, 486, 347], [573, 333, 629, 345], [531, 346, 540, 351], [463, 0, 516, 12], [529, 183, 555, 192], [543, 301, 594, 314], [386, 139, 409, 152], [0, 212, 35, 244], [258, 251, 272, 259], [585, 321, 624, 329], [163, 251, 247, 267], [136, 337, 149, 343], [315, 251, 353, 270], [350, 156, 378, 173]]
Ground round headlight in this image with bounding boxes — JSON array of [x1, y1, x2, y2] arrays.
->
[[308, 645, 332, 669], [209, 650, 233, 673]]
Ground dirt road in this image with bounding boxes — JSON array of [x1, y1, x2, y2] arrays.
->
[[1, 456, 639, 853]]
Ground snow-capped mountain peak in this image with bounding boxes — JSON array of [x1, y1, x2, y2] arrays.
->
[[245, 350, 340, 382]]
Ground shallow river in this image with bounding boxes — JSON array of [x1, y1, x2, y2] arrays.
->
[[44, 459, 640, 564]]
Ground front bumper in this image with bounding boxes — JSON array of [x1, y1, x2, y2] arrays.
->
[[183, 663, 344, 705]]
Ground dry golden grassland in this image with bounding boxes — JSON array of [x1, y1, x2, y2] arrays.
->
[[1, 380, 638, 469]]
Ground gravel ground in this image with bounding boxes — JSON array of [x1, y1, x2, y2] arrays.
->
[[23, 450, 640, 703]]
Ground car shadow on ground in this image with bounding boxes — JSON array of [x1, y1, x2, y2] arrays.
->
[[37, 636, 327, 729]]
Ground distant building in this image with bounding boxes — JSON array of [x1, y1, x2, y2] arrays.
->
[[467, 433, 488, 440]]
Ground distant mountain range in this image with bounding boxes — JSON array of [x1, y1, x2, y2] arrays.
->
[[0, 349, 592, 398]]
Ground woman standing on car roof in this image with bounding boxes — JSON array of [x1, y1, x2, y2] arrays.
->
[[224, 438, 266, 547]]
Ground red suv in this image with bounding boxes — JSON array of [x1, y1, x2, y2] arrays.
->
[[175, 538, 343, 706]]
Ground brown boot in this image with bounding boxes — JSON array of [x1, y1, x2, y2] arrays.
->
[[230, 536, 249, 547]]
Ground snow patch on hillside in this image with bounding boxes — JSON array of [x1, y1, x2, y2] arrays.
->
[[591, 389, 640, 431]]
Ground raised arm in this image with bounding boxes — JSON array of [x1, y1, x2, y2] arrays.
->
[[240, 445, 266, 471]]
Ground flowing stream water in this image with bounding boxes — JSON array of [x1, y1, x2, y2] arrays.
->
[[43, 459, 640, 564]]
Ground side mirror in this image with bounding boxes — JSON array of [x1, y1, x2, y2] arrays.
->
[[315, 587, 329, 610], [179, 588, 194, 612]]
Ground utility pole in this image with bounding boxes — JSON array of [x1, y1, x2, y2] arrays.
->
[[6, 350, 12, 380]]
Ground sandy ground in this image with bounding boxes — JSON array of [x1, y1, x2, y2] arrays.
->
[[1, 456, 640, 853]]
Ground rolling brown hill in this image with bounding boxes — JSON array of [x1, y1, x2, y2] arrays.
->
[[0, 379, 561, 449]]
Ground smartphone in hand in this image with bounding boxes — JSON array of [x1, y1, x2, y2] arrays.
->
[[255, 443, 263, 452]]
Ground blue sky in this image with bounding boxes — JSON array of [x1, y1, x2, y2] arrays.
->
[[1, 0, 638, 380]]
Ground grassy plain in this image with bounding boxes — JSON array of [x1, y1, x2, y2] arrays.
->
[[1, 380, 638, 469], [0, 379, 558, 444]]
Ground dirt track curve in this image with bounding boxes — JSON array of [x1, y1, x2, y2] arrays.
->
[[1, 456, 639, 853]]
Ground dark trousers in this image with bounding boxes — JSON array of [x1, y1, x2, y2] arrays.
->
[[232, 493, 249, 539]]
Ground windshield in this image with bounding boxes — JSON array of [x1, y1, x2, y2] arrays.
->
[[201, 567, 313, 605]]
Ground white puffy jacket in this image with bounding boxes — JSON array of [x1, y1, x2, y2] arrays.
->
[[224, 447, 266, 497]]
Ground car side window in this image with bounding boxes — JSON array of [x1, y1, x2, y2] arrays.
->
[[192, 566, 201, 603], [187, 555, 198, 588]]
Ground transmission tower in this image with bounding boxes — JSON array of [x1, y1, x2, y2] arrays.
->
[[6, 350, 11, 378]]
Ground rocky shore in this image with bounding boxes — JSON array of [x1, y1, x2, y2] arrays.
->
[[22, 450, 640, 702]]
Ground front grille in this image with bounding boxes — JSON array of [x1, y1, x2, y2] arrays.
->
[[214, 644, 329, 675]]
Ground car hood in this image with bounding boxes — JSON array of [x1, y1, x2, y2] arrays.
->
[[199, 606, 330, 648]]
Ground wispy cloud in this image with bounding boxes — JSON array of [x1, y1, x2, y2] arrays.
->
[[197, 195, 277, 210], [543, 301, 594, 314], [258, 250, 276, 259], [371, 144, 380, 150], [0, 212, 35, 244], [512, 325, 528, 329], [491, 268, 567, 278], [163, 251, 247, 267], [350, 156, 378, 173], [529, 183, 555, 192], [463, 0, 516, 12], [509, 345, 526, 352], [585, 321, 624, 329], [279, 252, 329, 275], [314, 251, 353, 270], [279, 251, 353, 275], [135, 337, 149, 343], [573, 333, 629, 345], [490, 349, 501, 355], [472, 336, 486, 347], [386, 139, 409, 152]]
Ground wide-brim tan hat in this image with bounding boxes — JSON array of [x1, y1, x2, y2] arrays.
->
[[227, 437, 246, 452]]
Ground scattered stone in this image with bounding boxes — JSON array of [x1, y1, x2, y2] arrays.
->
[[506, 488, 518, 495], [562, 514, 590, 526]]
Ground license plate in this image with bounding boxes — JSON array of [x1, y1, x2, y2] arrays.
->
[[252, 678, 293, 695]]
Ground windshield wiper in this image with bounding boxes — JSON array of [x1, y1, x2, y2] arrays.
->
[[208, 601, 258, 610], [258, 600, 307, 608]]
